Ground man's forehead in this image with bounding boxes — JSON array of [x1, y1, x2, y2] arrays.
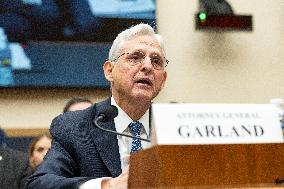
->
[[129, 35, 159, 45], [121, 35, 162, 52]]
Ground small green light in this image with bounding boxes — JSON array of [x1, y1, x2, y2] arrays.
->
[[199, 12, 207, 21]]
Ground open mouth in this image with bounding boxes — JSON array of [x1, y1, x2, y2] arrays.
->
[[135, 78, 152, 86]]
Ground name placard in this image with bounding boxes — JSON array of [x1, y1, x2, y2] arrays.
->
[[151, 103, 283, 145]]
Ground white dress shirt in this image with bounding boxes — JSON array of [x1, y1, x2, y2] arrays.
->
[[80, 97, 151, 189]]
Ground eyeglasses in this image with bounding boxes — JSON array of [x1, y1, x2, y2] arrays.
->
[[112, 50, 169, 70]]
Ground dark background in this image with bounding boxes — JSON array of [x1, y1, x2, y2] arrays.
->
[[0, 0, 156, 89]]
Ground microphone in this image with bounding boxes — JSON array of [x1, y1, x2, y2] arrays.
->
[[98, 105, 119, 122], [94, 105, 151, 142]]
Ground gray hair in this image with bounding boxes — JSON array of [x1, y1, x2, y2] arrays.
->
[[108, 23, 166, 61]]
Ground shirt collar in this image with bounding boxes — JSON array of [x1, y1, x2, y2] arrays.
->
[[111, 97, 150, 136]]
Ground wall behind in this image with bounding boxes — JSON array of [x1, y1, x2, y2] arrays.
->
[[0, 88, 110, 132], [2, 0, 284, 131], [156, 0, 284, 103]]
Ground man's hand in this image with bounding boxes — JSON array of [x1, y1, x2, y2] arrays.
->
[[101, 168, 129, 189]]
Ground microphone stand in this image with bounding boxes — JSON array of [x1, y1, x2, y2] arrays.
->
[[94, 115, 151, 142]]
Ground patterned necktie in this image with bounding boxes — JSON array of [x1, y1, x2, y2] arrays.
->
[[129, 121, 143, 153]]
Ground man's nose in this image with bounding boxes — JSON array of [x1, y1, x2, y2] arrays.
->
[[141, 57, 153, 70]]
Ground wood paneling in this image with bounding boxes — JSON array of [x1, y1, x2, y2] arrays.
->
[[4, 128, 49, 137], [129, 144, 284, 188]]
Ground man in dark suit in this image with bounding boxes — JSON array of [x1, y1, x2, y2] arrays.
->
[[0, 128, 30, 189], [0, 147, 29, 189], [26, 23, 168, 189]]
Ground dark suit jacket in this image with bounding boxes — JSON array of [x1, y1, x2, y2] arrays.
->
[[0, 147, 29, 189], [26, 98, 122, 189]]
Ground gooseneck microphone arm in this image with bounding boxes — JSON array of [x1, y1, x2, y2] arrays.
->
[[93, 105, 151, 142], [94, 116, 151, 142]]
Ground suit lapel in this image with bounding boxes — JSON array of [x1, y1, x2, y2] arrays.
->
[[89, 98, 122, 177]]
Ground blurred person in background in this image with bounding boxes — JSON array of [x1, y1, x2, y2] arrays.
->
[[20, 132, 52, 187], [0, 127, 29, 189], [28, 132, 52, 172], [63, 97, 93, 113]]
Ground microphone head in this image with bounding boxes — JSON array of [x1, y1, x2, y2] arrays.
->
[[99, 105, 118, 122]]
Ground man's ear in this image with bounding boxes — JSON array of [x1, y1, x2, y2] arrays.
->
[[161, 71, 167, 89], [103, 61, 114, 82]]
